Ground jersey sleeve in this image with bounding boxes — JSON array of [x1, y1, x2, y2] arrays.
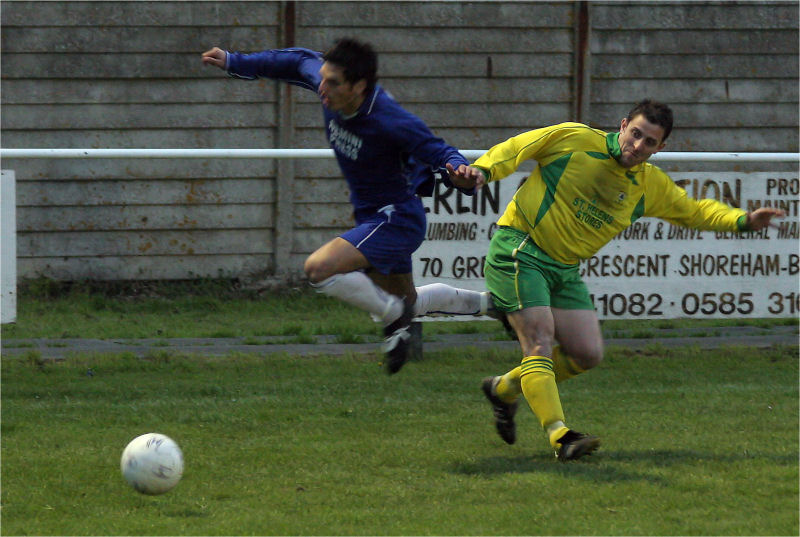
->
[[389, 107, 468, 169], [383, 104, 472, 193], [225, 48, 322, 92], [644, 167, 747, 231], [472, 123, 584, 182]]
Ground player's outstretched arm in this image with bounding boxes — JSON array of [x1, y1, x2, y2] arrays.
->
[[745, 207, 786, 231], [201, 47, 227, 69], [446, 163, 486, 191]]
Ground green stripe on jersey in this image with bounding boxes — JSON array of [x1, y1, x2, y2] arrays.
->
[[533, 153, 572, 228], [630, 195, 646, 224]]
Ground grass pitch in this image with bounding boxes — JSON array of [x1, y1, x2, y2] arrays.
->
[[3, 280, 796, 341], [1, 343, 797, 536]]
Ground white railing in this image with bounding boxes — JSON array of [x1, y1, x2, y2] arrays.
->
[[1, 148, 799, 162], [1, 148, 797, 323]]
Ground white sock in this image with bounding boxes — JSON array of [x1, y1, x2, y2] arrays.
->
[[311, 272, 403, 324], [413, 283, 488, 316]]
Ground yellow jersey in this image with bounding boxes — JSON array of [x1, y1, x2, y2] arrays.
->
[[474, 122, 747, 265]]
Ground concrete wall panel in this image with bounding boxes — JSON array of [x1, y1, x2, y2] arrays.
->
[[17, 179, 274, 206], [18, 205, 272, 232], [19, 255, 273, 280], [1, 0, 796, 282], [20, 229, 272, 256]]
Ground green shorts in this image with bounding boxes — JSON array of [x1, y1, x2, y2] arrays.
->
[[485, 226, 594, 312]]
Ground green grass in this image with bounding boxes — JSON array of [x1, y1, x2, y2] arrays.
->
[[1, 344, 797, 536], [2, 283, 379, 340], [3, 280, 797, 341], [1, 279, 798, 534]]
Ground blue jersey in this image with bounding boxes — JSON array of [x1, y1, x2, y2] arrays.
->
[[225, 47, 472, 215]]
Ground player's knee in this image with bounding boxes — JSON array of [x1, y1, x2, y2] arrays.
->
[[519, 330, 556, 357], [573, 341, 604, 370], [303, 256, 332, 284]]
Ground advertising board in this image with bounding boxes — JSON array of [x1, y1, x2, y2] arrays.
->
[[413, 172, 799, 319]]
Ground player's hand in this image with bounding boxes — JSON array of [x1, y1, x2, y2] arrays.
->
[[746, 207, 786, 230], [201, 47, 227, 69], [446, 163, 486, 190]]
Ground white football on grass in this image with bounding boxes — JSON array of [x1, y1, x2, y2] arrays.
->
[[120, 433, 184, 495]]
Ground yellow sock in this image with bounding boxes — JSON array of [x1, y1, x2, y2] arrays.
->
[[519, 355, 565, 433], [552, 345, 586, 383], [494, 348, 584, 406], [547, 424, 569, 448], [495, 367, 522, 403]]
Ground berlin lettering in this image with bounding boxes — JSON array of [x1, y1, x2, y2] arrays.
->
[[427, 181, 501, 216]]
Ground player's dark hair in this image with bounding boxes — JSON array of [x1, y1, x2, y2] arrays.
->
[[323, 37, 378, 94], [626, 99, 674, 141]]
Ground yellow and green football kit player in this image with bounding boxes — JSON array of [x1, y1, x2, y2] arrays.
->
[[474, 122, 748, 460]]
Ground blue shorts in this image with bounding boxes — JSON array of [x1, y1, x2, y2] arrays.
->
[[341, 197, 426, 275]]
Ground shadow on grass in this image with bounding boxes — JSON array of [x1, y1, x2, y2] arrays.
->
[[451, 454, 659, 484], [604, 448, 798, 466], [451, 448, 797, 483]]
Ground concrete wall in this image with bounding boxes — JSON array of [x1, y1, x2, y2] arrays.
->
[[1, 1, 797, 282]]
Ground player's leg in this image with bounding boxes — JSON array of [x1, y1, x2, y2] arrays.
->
[[551, 307, 604, 380], [379, 285, 491, 371], [304, 236, 368, 282], [413, 283, 491, 317], [524, 271, 601, 460], [306, 236, 415, 374], [480, 227, 555, 446], [548, 272, 604, 381], [366, 271, 417, 373], [304, 237, 405, 325], [349, 199, 426, 374], [509, 305, 600, 461], [491, 309, 602, 388], [505, 306, 568, 446], [481, 227, 598, 459], [367, 271, 417, 308]]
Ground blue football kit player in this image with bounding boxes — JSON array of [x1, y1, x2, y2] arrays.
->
[[202, 38, 488, 373]]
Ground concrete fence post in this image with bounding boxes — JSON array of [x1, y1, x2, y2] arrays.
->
[[1, 170, 17, 324]]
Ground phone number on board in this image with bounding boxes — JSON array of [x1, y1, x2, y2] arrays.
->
[[589, 292, 800, 317]]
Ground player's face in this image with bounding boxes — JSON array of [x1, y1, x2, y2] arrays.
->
[[318, 62, 366, 115], [617, 114, 666, 168]]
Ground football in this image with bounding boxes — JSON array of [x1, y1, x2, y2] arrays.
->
[[120, 433, 184, 495]]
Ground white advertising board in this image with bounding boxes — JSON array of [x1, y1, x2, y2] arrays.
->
[[413, 171, 799, 319], [1, 170, 17, 324]]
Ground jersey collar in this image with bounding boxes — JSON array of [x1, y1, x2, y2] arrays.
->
[[606, 132, 623, 161], [338, 86, 380, 120], [606, 131, 645, 174]]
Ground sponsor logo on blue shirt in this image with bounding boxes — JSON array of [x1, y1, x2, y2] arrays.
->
[[328, 120, 363, 160]]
